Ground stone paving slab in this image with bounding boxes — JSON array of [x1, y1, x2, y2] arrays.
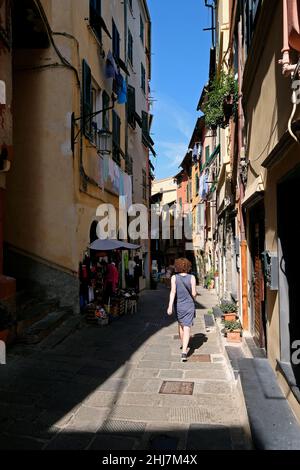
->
[[131, 368, 160, 379], [0, 285, 250, 450], [109, 405, 170, 422], [65, 406, 110, 432], [125, 378, 163, 393]]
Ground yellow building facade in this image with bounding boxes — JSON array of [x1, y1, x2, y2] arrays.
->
[[2, 0, 152, 310]]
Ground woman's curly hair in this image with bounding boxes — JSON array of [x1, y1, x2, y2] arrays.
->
[[174, 258, 192, 274]]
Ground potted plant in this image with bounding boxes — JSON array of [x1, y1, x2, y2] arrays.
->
[[204, 70, 238, 129], [220, 302, 238, 321], [225, 319, 242, 343]]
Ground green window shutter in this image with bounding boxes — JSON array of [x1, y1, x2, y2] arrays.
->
[[127, 85, 136, 128], [142, 111, 148, 136], [128, 29, 133, 65], [112, 20, 120, 59], [112, 110, 121, 164], [205, 145, 210, 162], [82, 59, 92, 138], [195, 174, 199, 195], [90, 0, 102, 42], [102, 91, 110, 130], [140, 15, 144, 44], [141, 63, 146, 93]]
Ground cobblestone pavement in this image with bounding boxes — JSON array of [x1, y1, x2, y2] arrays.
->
[[0, 285, 251, 450]]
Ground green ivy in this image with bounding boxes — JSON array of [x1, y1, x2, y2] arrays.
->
[[204, 70, 238, 129]]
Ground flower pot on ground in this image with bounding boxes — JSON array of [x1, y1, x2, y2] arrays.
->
[[225, 319, 242, 343], [220, 301, 238, 321], [223, 313, 237, 321]]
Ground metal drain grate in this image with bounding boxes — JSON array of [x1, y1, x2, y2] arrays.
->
[[159, 381, 194, 395], [188, 354, 211, 363]]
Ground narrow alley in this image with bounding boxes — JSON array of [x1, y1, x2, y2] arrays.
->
[[0, 286, 250, 450]]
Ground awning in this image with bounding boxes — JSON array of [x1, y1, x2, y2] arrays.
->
[[89, 239, 140, 251]]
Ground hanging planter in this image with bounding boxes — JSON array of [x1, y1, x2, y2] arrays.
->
[[204, 71, 238, 130]]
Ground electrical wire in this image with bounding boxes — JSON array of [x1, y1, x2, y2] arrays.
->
[[288, 89, 298, 143], [33, 0, 80, 87]]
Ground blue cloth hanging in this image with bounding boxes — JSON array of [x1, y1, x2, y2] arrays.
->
[[117, 77, 127, 104]]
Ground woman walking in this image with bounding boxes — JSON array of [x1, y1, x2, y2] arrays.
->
[[167, 258, 197, 362]]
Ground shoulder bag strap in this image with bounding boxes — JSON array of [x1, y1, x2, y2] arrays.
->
[[177, 275, 194, 301]]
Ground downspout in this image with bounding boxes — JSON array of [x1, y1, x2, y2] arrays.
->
[[205, 0, 216, 48], [237, 15, 249, 331]]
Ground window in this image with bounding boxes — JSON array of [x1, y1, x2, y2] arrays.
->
[[112, 20, 120, 60], [128, 29, 133, 65], [127, 85, 136, 128], [90, 0, 102, 42], [179, 197, 182, 208], [102, 91, 110, 130], [205, 145, 210, 162], [140, 15, 144, 44], [195, 174, 199, 195], [82, 59, 92, 138], [244, 0, 262, 54], [142, 169, 147, 200], [141, 63, 146, 93], [90, 82, 101, 143], [112, 110, 121, 165], [125, 154, 133, 175]]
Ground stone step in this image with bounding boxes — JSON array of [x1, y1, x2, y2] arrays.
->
[[38, 316, 81, 349], [16, 299, 60, 336], [238, 357, 300, 449], [20, 308, 73, 345]]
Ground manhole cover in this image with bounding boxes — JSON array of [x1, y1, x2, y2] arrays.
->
[[188, 354, 211, 363], [159, 381, 194, 395], [149, 435, 178, 450]]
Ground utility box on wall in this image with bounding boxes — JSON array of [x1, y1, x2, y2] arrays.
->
[[262, 251, 279, 291]]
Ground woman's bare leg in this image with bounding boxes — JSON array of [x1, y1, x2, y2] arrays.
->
[[182, 326, 191, 354], [178, 323, 184, 347]]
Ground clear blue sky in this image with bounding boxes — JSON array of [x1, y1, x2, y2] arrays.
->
[[147, 0, 211, 179]]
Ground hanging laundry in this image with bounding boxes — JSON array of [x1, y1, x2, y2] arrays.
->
[[199, 174, 205, 199], [113, 163, 120, 194], [119, 169, 125, 195], [204, 172, 209, 195], [108, 157, 114, 183], [105, 51, 118, 79], [197, 144, 202, 159], [103, 155, 109, 182], [192, 144, 198, 162], [117, 76, 127, 104]]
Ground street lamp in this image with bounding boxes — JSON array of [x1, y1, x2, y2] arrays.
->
[[97, 129, 112, 155], [71, 93, 116, 154]]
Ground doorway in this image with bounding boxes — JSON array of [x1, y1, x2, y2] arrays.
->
[[249, 200, 267, 350], [278, 167, 300, 384]]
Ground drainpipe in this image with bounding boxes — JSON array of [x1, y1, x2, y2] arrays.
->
[[237, 16, 249, 331], [204, 1, 216, 48]]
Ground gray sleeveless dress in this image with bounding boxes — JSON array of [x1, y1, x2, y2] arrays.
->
[[174, 274, 195, 327]]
